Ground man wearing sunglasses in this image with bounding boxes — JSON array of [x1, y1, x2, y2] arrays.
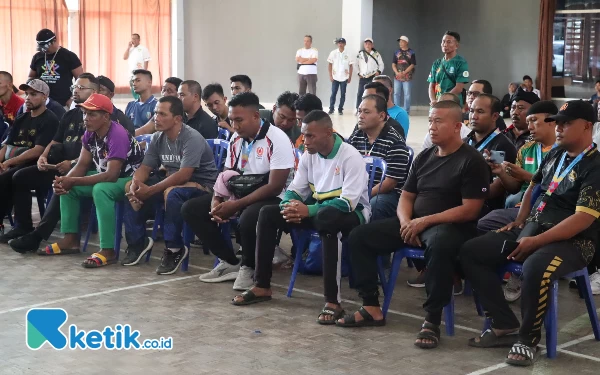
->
[[463, 80, 507, 131]]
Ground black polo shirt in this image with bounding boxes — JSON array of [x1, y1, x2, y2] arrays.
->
[[503, 124, 531, 150], [185, 107, 218, 140], [463, 113, 507, 131]]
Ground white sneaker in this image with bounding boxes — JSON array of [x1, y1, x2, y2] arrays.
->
[[589, 271, 600, 295], [272, 246, 290, 265], [198, 260, 240, 283], [503, 273, 522, 302], [233, 266, 255, 291]]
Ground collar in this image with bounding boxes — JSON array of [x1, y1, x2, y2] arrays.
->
[[188, 106, 204, 120], [319, 133, 343, 159], [466, 128, 496, 145], [136, 95, 156, 105], [243, 120, 269, 143]]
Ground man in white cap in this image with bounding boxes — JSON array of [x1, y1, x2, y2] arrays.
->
[[392, 36, 416, 114], [327, 37, 353, 115], [355, 38, 384, 111]]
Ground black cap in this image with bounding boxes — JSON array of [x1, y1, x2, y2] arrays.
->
[[512, 87, 540, 106], [334, 37, 346, 44], [545, 100, 596, 123], [526, 100, 558, 116], [36, 29, 56, 43], [97, 75, 115, 93]]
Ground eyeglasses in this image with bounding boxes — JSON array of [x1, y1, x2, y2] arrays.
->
[[467, 91, 481, 97], [70, 85, 94, 92]]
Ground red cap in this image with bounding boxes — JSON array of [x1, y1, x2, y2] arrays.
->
[[76, 93, 113, 114]]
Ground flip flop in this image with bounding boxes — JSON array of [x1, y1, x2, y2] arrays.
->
[[506, 343, 540, 367], [317, 304, 345, 325], [231, 290, 272, 306], [336, 307, 386, 327], [82, 252, 117, 268], [415, 322, 441, 349], [468, 329, 519, 348], [37, 243, 80, 256]]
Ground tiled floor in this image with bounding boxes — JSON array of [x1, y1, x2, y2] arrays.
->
[[1, 113, 599, 374]]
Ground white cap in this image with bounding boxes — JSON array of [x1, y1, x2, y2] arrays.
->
[[397, 36, 409, 43], [364, 37, 373, 43]]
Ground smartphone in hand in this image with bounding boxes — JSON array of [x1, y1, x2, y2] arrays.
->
[[501, 240, 519, 256], [41, 164, 57, 170], [489, 150, 505, 164]]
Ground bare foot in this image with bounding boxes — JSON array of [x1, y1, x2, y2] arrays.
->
[[82, 248, 116, 266], [336, 306, 383, 324], [55, 233, 80, 251], [232, 287, 271, 304], [415, 320, 437, 346], [471, 327, 519, 344]]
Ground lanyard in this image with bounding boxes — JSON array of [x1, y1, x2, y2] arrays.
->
[[240, 120, 264, 171], [537, 143, 595, 212], [535, 143, 557, 169], [364, 139, 377, 156], [469, 130, 499, 152]]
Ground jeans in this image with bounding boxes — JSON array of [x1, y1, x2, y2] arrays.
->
[[461, 229, 587, 346], [477, 208, 520, 233], [329, 80, 348, 112], [369, 191, 399, 221], [356, 76, 374, 109], [11, 165, 56, 230], [255, 205, 360, 304], [394, 79, 412, 114]]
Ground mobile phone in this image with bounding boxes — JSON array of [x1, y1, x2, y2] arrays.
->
[[41, 164, 57, 170], [501, 240, 519, 256], [489, 150, 505, 164]]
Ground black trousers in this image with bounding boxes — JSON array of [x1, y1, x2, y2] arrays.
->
[[181, 194, 280, 268], [12, 165, 57, 230], [460, 229, 587, 346], [255, 205, 360, 304], [0, 162, 36, 224], [348, 217, 477, 325], [356, 76, 374, 109]]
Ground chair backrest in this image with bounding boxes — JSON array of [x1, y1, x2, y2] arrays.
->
[[207, 138, 229, 171], [135, 134, 153, 151], [218, 127, 230, 140], [407, 145, 414, 168], [363, 156, 387, 197], [529, 184, 543, 210]]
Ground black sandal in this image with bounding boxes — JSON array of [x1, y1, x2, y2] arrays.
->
[[336, 307, 386, 328], [316, 305, 345, 325], [468, 328, 519, 348], [506, 342, 540, 367], [415, 322, 440, 349], [231, 290, 272, 306]]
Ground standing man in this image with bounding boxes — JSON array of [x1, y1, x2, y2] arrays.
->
[[296, 35, 319, 95], [0, 71, 25, 126], [29, 29, 83, 108], [125, 69, 157, 129], [427, 31, 470, 107], [355, 38, 384, 111], [392, 36, 416, 114], [522, 75, 541, 99], [327, 37, 353, 115], [123, 34, 151, 100]]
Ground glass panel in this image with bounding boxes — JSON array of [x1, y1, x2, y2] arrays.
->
[[557, 0, 600, 11]]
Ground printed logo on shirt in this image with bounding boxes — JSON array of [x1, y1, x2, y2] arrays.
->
[[41, 60, 61, 84], [463, 71, 470, 78], [334, 166, 341, 175], [161, 154, 181, 163], [146, 112, 152, 120], [29, 129, 36, 136], [482, 188, 488, 192], [525, 157, 535, 165], [448, 67, 455, 74], [256, 147, 264, 158], [69, 123, 74, 130], [569, 170, 577, 182]]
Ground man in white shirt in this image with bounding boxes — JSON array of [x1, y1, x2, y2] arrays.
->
[[296, 35, 319, 95], [355, 38, 384, 110], [123, 33, 151, 100], [522, 75, 541, 99], [327, 37, 353, 115]]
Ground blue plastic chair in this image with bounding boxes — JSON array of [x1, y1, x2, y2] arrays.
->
[[206, 139, 229, 173], [218, 127, 230, 140], [82, 200, 125, 261], [287, 156, 387, 297], [135, 134, 153, 151]]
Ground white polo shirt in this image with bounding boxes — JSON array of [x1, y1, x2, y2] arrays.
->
[[127, 45, 151, 74], [296, 48, 318, 75], [327, 49, 353, 82], [226, 122, 296, 198]]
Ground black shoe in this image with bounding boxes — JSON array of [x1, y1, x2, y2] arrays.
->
[[0, 227, 33, 244], [328, 109, 334, 114], [121, 237, 154, 266], [338, 109, 343, 115], [156, 247, 189, 275], [9, 232, 42, 253]]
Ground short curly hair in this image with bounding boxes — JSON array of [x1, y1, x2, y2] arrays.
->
[[294, 93, 322, 112], [276, 91, 299, 111]]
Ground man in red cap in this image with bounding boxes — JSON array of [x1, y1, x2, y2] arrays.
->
[[0, 71, 24, 127], [43, 94, 144, 268]]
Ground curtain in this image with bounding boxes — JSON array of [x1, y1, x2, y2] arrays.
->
[[78, 0, 171, 94], [0, 0, 69, 88], [537, 0, 556, 100]]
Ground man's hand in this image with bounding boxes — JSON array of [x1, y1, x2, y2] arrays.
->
[[400, 217, 429, 247], [502, 162, 528, 181], [56, 160, 72, 175], [347, 77, 352, 84], [280, 200, 309, 224], [55, 176, 75, 192], [53, 176, 70, 195], [132, 180, 154, 201], [329, 75, 334, 83], [128, 41, 133, 48], [508, 236, 541, 261], [37, 156, 48, 171], [210, 200, 240, 222], [498, 220, 526, 232]]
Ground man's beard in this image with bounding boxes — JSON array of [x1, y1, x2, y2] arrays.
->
[[27, 103, 42, 111]]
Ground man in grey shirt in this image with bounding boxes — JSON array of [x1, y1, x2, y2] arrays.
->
[[122, 96, 217, 275]]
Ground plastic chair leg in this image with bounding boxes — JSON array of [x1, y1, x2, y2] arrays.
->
[[381, 252, 404, 317], [377, 257, 388, 296], [444, 294, 455, 336], [544, 280, 559, 359], [406, 258, 414, 268], [287, 230, 309, 297], [182, 224, 194, 272], [578, 273, 600, 340], [113, 201, 124, 261], [82, 205, 97, 253]]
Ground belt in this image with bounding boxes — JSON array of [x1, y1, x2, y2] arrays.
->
[[359, 73, 376, 79]]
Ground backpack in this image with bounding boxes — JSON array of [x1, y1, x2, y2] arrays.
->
[[299, 232, 351, 277]]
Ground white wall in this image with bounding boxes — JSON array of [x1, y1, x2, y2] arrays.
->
[[183, 0, 343, 105]]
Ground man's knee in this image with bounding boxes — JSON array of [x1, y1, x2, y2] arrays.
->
[[521, 252, 554, 286], [181, 195, 211, 221], [258, 204, 282, 225], [424, 224, 465, 260], [313, 206, 343, 233]]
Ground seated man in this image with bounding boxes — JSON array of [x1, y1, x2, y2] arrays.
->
[[122, 96, 217, 274], [96, 75, 135, 135], [348, 94, 410, 220], [338, 101, 490, 351], [460, 100, 600, 367], [422, 92, 470, 149], [373, 75, 410, 136], [358, 82, 405, 139], [231, 110, 370, 324], [295, 93, 323, 124], [462, 79, 506, 131], [46, 94, 144, 267], [181, 92, 294, 290], [0, 71, 25, 126], [202, 83, 234, 136], [268, 91, 301, 148], [133, 76, 182, 136], [125, 69, 157, 129], [0, 79, 58, 234], [229, 74, 265, 109], [504, 88, 539, 150]]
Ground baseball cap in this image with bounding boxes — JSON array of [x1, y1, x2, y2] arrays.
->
[[334, 37, 346, 44], [545, 100, 595, 123], [397, 36, 409, 43], [364, 37, 373, 43], [19, 79, 49, 96], [97, 75, 115, 93], [526, 100, 558, 116], [36, 29, 56, 43], [512, 87, 540, 106], [76, 93, 114, 114]]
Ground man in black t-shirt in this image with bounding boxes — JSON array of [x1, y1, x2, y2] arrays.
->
[[29, 29, 83, 107], [0, 80, 58, 241], [460, 100, 600, 367], [339, 101, 490, 350], [464, 94, 517, 213], [201, 83, 234, 137], [179, 80, 218, 139]]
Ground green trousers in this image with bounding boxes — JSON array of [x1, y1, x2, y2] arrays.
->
[[60, 171, 131, 249]]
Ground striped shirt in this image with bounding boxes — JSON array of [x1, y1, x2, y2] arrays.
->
[[348, 124, 410, 193]]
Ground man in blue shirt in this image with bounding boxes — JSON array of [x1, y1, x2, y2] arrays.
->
[[371, 77, 410, 137], [125, 69, 157, 128]]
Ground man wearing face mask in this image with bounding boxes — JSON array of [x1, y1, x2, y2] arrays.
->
[[29, 29, 83, 108]]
